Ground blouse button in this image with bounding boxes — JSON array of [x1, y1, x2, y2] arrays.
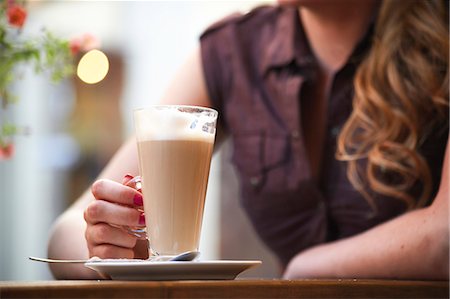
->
[[291, 130, 300, 139], [249, 176, 262, 187]]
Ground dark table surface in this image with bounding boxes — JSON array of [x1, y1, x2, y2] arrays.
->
[[0, 279, 448, 299]]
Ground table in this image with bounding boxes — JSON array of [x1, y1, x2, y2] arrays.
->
[[0, 279, 448, 298]]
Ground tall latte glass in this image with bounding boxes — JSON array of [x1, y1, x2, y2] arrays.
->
[[134, 105, 217, 258]]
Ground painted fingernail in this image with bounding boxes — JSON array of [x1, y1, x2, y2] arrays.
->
[[139, 213, 146, 225], [134, 193, 143, 206], [122, 174, 134, 185]]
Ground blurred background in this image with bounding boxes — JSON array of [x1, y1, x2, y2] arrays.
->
[[0, 1, 281, 280]]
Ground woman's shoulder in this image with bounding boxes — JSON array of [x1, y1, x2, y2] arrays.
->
[[200, 5, 290, 40]]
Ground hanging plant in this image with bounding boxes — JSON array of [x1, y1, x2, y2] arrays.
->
[[0, 0, 97, 160]]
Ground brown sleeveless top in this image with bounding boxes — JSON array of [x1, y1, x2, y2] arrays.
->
[[200, 5, 449, 266]]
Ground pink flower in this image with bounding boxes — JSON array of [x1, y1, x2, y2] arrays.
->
[[0, 143, 15, 160], [69, 38, 81, 56], [69, 33, 100, 56], [7, 4, 27, 28]]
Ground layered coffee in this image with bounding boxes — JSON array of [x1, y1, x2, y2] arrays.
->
[[134, 106, 217, 256]]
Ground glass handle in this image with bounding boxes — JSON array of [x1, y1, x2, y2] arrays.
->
[[120, 175, 147, 240]]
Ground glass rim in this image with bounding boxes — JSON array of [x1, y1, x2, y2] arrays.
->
[[134, 104, 218, 116]]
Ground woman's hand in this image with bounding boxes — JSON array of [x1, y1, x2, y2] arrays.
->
[[84, 176, 148, 259]]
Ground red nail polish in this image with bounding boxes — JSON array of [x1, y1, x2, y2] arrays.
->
[[134, 193, 143, 206], [122, 174, 134, 185], [139, 213, 146, 225]]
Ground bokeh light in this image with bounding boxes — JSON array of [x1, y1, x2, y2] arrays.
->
[[76, 49, 109, 84]]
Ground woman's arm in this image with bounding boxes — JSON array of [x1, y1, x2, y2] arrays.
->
[[284, 140, 449, 280], [47, 47, 214, 279], [47, 137, 141, 279]]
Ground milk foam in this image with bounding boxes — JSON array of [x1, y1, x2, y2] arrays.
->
[[135, 107, 216, 142]]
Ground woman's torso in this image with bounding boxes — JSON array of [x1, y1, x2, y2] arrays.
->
[[200, 5, 448, 266]]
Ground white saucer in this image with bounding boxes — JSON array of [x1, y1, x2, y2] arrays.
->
[[84, 260, 262, 281]]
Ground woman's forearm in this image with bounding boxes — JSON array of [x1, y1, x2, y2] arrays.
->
[[47, 137, 141, 279], [283, 196, 449, 279], [285, 140, 449, 280], [47, 206, 102, 279]]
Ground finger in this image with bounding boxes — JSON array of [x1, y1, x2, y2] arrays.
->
[[90, 244, 134, 259], [84, 199, 146, 227], [86, 223, 138, 249], [92, 179, 143, 207]]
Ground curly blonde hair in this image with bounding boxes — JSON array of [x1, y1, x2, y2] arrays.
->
[[337, 0, 449, 211]]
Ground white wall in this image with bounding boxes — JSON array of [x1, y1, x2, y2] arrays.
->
[[0, 0, 269, 280]]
